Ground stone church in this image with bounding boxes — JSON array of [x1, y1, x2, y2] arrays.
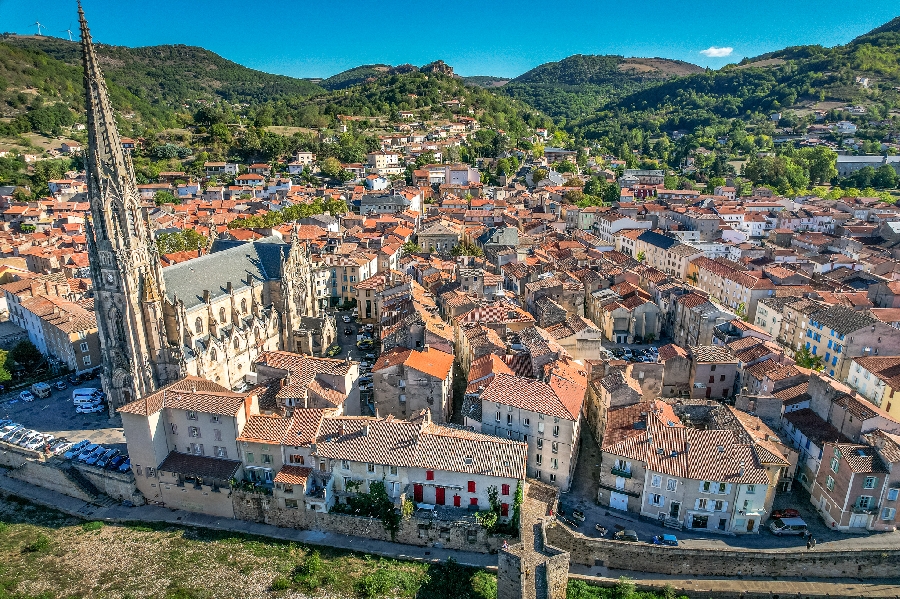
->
[[78, 5, 328, 414]]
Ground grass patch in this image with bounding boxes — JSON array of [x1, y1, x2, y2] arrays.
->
[[81, 521, 103, 532]]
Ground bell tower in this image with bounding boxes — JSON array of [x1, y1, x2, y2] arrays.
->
[[79, 2, 174, 412]]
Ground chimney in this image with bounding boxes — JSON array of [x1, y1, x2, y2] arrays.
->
[[203, 289, 211, 304], [338, 423, 345, 436], [363, 425, 370, 436], [226, 281, 233, 294], [739, 461, 745, 476]]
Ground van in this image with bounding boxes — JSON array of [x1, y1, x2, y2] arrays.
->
[[30, 382, 51, 399], [72, 387, 100, 401], [769, 517, 807, 536], [74, 393, 103, 406]]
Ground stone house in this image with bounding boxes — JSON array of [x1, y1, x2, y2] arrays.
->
[[372, 346, 455, 424], [688, 345, 738, 400]]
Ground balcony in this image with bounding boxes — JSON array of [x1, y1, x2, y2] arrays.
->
[[610, 467, 632, 478]]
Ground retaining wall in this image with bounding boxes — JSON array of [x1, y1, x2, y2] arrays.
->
[[233, 489, 509, 553], [73, 463, 141, 504], [545, 521, 900, 579], [7, 461, 93, 502]]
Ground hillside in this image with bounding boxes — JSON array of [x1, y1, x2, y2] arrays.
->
[[462, 76, 511, 88], [320, 64, 418, 90], [0, 34, 324, 132], [499, 55, 705, 120]]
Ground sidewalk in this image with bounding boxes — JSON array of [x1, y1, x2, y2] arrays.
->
[[0, 473, 496, 570]]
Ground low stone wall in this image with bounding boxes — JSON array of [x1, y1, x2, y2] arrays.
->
[[0, 443, 44, 468], [545, 522, 900, 579], [7, 461, 93, 502], [233, 489, 509, 553], [73, 463, 141, 504]]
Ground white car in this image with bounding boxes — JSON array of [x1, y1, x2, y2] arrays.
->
[[19, 391, 35, 402], [76, 403, 105, 414], [25, 434, 52, 451], [342, 315, 352, 323]]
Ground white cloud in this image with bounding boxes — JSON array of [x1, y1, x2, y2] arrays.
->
[[699, 46, 734, 58]]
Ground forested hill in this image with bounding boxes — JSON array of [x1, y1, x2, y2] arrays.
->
[[0, 35, 324, 131], [499, 55, 705, 120]]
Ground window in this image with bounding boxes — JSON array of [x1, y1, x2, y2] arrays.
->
[[826, 475, 835, 491], [888, 488, 900, 502], [495, 411, 501, 422], [549, 473, 556, 483], [536, 438, 543, 450], [502, 484, 510, 496], [285, 499, 298, 509], [551, 442, 559, 454], [427, 470, 435, 481], [289, 454, 304, 465], [746, 485, 756, 495], [553, 425, 559, 437], [717, 483, 726, 494], [188, 426, 200, 438], [551, 458, 558, 470], [211, 415, 220, 424], [697, 498, 708, 511], [666, 479, 677, 492], [262, 454, 272, 464], [246, 452, 254, 463], [213, 429, 222, 442], [80, 342, 89, 352], [341, 460, 349, 470], [523, 418, 530, 427], [830, 457, 840, 474], [651, 475, 662, 488], [864, 476, 878, 489], [210, 348, 217, 362], [537, 423, 544, 434], [367, 463, 376, 473], [506, 414, 512, 426], [470, 497, 478, 506], [702, 481, 711, 493], [710, 364, 716, 372], [219, 307, 226, 323], [187, 411, 198, 421], [215, 446, 227, 458], [389, 465, 398, 476], [858, 496, 873, 510], [195, 317, 203, 334], [241, 298, 247, 314], [535, 454, 542, 465], [170, 423, 178, 435], [882, 507, 897, 521], [468, 481, 476, 493], [649, 494, 664, 507], [83, 356, 91, 366], [720, 374, 726, 382]]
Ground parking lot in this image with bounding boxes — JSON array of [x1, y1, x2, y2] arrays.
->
[[330, 309, 378, 414], [0, 376, 125, 453]]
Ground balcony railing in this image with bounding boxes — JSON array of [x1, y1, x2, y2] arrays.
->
[[610, 467, 632, 478]]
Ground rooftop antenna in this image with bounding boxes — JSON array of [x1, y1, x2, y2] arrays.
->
[[33, 21, 45, 36]]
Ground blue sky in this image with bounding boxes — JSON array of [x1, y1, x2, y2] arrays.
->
[[0, 0, 898, 79]]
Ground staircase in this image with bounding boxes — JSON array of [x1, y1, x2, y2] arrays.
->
[[64, 466, 101, 500]]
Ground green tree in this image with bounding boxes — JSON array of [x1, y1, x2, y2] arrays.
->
[[451, 241, 484, 257], [531, 168, 547, 185], [10, 339, 43, 371], [319, 156, 344, 179], [794, 346, 824, 371], [873, 164, 899, 189], [636, 251, 646, 262], [154, 190, 179, 206], [156, 230, 208, 254], [0, 349, 12, 384], [19, 224, 36, 233], [401, 240, 421, 255]]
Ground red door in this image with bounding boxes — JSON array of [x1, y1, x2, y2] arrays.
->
[[453, 494, 461, 507], [501, 503, 509, 517], [414, 484, 423, 502], [436, 487, 445, 505]]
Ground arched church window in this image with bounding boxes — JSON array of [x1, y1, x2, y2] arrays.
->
[[254, 327, 260, 339], [195, 317, 203, 334], [210, 348, 218, 362], [241, 298, 247, 314], [233, 338, 240, 350], [219, 307, 227, 323]]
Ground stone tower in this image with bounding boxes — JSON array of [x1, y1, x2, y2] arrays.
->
[[79, 3, 178, 412]]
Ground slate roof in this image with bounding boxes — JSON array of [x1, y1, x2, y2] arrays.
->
[[637, 230, 678, 250], [810, 305, 877, 335], [165, 236, 290, 309], [157, 451, 242, 480]]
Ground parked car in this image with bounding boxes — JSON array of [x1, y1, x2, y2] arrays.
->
[[25, 434, 52, 451], [0, 425, 21, 440], [18, 431, 41, 447], [76, 403, 105, 414], [357, 340, 374, 350], [117, 458, 131, 473], [67, 373, 81, 385], [614, 530, 639, 542], [108, 455, 126, 470], [19, 390, 35, 402], [365, 353, 376, 360], [364, 324, 374, 332], [652, 534, 679, 546], [85, 447, 107, 465], [359, 374, 373, 382], [7, 429, 31, 445], [96, 449, 119, 468], [76, 444, 101, 461], [325, 344, 342, 358], [344, 327, 353, 335], [342, 315, 352, 323], [64, 440, 91, 459], [52, 441, 74, 456], [359, 383, 374, 391], [572, 510, 586, 523], [55, 380, 68, 391], [769, 517, 807, 536], [771, 508, 801, 520]]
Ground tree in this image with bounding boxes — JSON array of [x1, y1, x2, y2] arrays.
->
[[0, 349, 11, 384], [156, 230, 208, 254], [873, 165, 899, 190], [19, 224, 36, 233], [794, 346, 824, 371], [10, 339, 43, 371], [154, 190, 179, 206], [636, 251, 646, 263], [401, 240, 421, 255], [451, 241, 484, 257], [531, 168, 547, 185], [319, 157, 344, 180]]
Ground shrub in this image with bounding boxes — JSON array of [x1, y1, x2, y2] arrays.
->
[[270, 576, 291, 591], [23, 533, 50, 553], [82, 521, 103, 532]]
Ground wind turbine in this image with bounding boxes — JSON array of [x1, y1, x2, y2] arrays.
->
[[63, 24, 75, 41], [33, 21, 45, 36]]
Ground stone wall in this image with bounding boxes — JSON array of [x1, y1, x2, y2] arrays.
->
[[233, 489, 508, 553], [0, 443, 43, 468], [545, 522, 900, 579], [496, 548, 525, 599], [74, 463, 142, 504], [7, 461, 93, 502]]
